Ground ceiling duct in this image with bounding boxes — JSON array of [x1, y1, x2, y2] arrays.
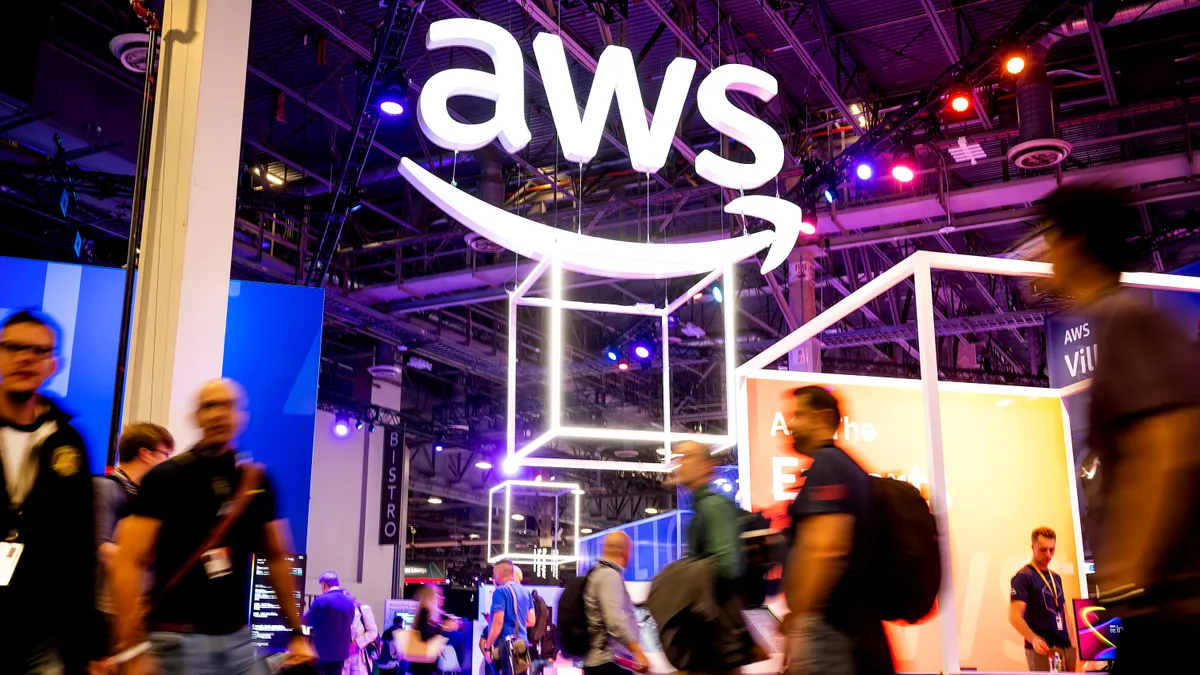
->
[[1007, 41, 1072, 170], [1006, 0, 1198, 170], [368, 341, 404, 380], [466, 145, 505, 252], [109, 34, 153, 73]]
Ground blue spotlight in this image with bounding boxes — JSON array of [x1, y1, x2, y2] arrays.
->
[[855, 162, 873, 180], [633, 344, 651, 359], [712, 286, 724, 304], [824, 188, 836, 203], [605, 349, 619, 362]]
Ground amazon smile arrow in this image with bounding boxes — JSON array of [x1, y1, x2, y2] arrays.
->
[[397, 158, 803, 279]]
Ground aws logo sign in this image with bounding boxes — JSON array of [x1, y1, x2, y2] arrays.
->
[[1062, 322, 1098, 379], [397, 19, 805, 279]]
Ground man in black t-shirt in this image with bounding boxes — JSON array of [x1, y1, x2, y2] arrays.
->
[[110, 379, 314, 674], [1009, 527, 1076, 671], [1043, 184, 1200, 672], [782, 386, 893, 675]]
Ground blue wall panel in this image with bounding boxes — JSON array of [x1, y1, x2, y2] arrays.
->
[[222, 280, 322, 550], [0, 256, 320, 550]]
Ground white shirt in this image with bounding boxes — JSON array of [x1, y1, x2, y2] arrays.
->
[[1, 427, 34, 501]]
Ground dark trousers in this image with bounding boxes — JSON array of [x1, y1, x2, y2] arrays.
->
[[317, 660, 346, 675], [1112, 612, 1200, 672], [584, 662, 631, 675]]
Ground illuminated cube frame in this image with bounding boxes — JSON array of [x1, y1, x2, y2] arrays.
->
[[733, 250, 1200, 675], [487, 479, 582, 566], [502, 254, 739, 475]]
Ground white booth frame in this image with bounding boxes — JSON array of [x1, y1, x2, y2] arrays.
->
[[734, 250, 1200, 675], [505, 254, 739, 474]]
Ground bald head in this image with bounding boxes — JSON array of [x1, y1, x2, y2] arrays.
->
[[195, 378, 247, 449], [602, 531, 632, 568], [674, 441, 714, 491]]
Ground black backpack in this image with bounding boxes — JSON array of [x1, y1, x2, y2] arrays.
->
[[868, 476, 941, 623], [737, 511, 786, 607], [557, 567, 597, 657]]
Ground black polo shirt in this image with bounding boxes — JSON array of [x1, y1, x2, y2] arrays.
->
[[1011, 564, 1071, 649], [131, 446, 279, 632]]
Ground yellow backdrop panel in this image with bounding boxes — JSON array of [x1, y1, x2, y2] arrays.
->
[[743, 374, 1079, 672]]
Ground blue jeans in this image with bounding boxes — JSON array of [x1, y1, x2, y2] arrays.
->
[[150, 628, 266, 675]]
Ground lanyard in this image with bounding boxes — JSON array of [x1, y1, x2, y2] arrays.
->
[[1030, 563, 1060, 610]]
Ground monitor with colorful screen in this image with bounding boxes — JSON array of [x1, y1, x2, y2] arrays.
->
[[1073, 598, 1121, 661]]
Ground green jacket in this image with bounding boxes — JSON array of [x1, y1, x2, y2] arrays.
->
[[687, 485, 745, 580]]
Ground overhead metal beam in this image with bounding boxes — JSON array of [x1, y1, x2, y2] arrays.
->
[[917, 0, 994, 129], [1084, 2, 1120, 107], [761, 4, 864, 135], [820, 309, 1046, 348], [276, 0, 580, 206], [242, 137, 415, 233]]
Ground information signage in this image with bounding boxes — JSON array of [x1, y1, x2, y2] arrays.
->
[[249, 554, 306, 652]]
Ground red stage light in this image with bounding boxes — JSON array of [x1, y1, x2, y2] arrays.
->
[[1005, 55, 1026, 75], [950, 94, 970, 113], [617, 361, 629, 371], [892, 164, 915, 183]]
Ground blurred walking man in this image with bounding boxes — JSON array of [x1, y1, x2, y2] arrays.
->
[[0, 310, 103, 674], [1043, 184, 1200, 672], [783, 386, 893, 675], [111, 378, 314, 674], [1009, 528, 1076, 671]]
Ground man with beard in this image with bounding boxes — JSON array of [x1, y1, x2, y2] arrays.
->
[[782, 386, 893, 675]]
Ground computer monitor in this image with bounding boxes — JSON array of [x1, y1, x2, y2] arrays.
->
[[1073, 598, 1121, 661]]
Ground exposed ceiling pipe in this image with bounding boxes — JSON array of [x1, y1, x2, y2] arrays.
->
[[1045, 0, 1200, 42]]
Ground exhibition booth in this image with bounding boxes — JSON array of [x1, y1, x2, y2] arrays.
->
[[732, 250, 1200, 673]]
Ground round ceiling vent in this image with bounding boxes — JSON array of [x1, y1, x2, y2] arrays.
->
[[465, 233, 505, 253], [110, 33, 152, 73], [1007, 139, 1072, 170]]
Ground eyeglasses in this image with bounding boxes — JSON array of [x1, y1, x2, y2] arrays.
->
[[0, 341, 55, 359]]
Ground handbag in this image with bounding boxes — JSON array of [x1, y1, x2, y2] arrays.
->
[[397, 628, 448, 663]]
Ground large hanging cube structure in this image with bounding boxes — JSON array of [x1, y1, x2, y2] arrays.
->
[[503, 253, 745, 475]]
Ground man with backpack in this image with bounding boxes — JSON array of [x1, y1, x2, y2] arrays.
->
[[583, 533, 649, 675], [783, 386, 894, 675], [674, 441, 762, 674]]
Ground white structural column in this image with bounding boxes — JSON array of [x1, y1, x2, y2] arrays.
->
[[787, 247, 821, 372], [913, 260, 960, 674], [123, 0, 254, 446]]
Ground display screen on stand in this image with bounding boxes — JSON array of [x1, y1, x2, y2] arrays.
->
[[249, 554, 307, 652], [1073, 598, 1121, 662]]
